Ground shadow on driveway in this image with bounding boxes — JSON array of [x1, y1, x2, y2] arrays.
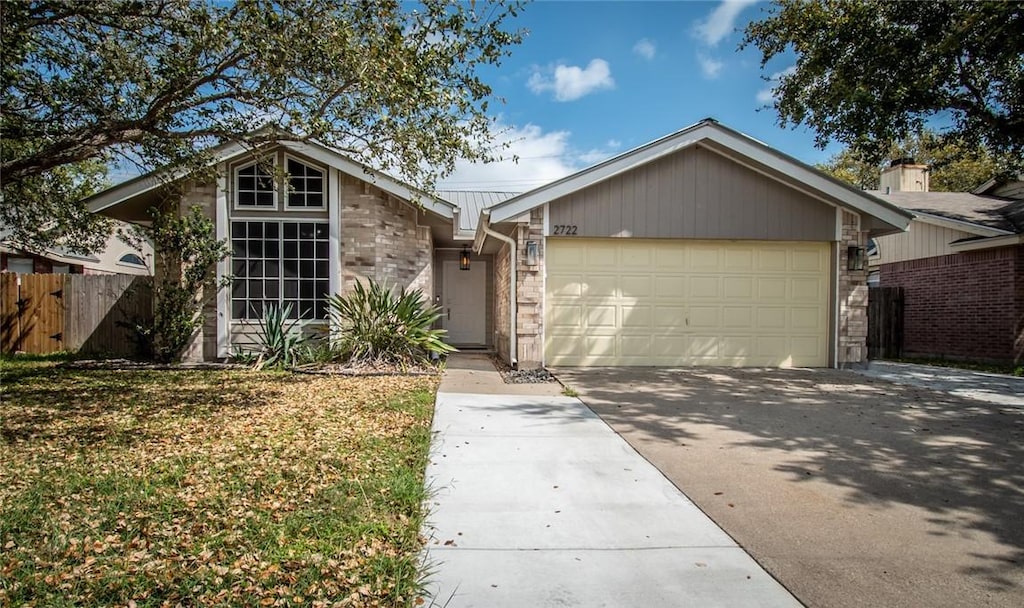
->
[[553, 367, 1024, 608]]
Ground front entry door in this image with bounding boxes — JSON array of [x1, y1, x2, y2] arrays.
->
[[443, 260, 486, 345]]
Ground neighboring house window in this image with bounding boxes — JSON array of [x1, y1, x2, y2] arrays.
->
[[235, 161, 276, 207], [230, 220, 330, 320], [118, 253, 146, 267], [52, 264, 70, 274], [285, 157, 325, 209], [6, 257, 33, 274]]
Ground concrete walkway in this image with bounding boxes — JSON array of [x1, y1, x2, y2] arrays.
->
[[421, 354, 800, 607], [852, 361, 1024, 406]]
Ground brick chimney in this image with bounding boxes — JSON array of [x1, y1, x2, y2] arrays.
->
[[880, 157, 929, 192]]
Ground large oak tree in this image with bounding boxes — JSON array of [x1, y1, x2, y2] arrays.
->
[[743, 0, 1024, 167], [1, 0, 522, 252]]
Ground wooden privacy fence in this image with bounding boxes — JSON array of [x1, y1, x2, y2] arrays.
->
[[867, 286, 904, 360], [1, 273, 153, 356]]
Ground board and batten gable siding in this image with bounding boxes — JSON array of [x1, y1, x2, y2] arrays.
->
[[547, 145, 835, 241], [873, 220, 976, 265]]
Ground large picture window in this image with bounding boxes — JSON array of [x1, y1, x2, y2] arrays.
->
[[286, 158, 325, 208], [231, 220, 330, 320]]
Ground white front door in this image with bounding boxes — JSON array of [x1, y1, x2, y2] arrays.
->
[[443, 260, 486, 345]]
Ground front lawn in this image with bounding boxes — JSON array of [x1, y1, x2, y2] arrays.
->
[[0, 358, 439, 607]]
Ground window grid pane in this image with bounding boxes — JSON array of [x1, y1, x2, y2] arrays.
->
[[286, 159, 325, 208], [236, 163, 276, 207], [231, 220, 330, 321]]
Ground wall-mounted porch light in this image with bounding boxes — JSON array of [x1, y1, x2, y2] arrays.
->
[[459, 245, 471, 271], [525, 240, 539, 266], [847, 245, 866, 271]]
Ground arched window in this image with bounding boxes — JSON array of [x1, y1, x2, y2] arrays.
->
[[285, 157, 325, 208], [235, 161, 276, 207], [118, 253, 146, 266]]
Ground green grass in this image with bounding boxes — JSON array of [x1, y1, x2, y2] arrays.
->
[[886, 356, 1023, 377], [0, 358, 439, 607]]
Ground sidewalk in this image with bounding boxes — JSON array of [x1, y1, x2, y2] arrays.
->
[[852, 360, 1024, 407], [421, 354, 801, 607]]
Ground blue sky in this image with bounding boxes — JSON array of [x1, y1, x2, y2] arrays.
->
[[439, 0, 841, 191]]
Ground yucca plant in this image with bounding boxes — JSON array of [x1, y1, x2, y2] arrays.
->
[[252, 302, 306, 369], [327, 279, 455, 365]]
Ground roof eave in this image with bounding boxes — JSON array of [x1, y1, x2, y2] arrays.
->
[[487, 120, 913, 233]]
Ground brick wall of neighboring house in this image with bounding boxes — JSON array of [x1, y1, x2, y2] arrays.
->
[[340, 175, 432, 296], [515, 209, 545, 368], [880, 244, 1023, 363], [838, 210, 870, 366], [493, 241, 511, 363]]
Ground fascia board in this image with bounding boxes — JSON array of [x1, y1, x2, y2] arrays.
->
[[950, 233, 1024, 251], [911, 211, 1012, 237]]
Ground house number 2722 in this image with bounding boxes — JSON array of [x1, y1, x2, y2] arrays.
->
[[552, 225, 578, 235]]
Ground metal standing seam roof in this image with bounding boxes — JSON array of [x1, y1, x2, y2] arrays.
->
[[866, 191, 1023, 233], [436, 190, 521, 231]]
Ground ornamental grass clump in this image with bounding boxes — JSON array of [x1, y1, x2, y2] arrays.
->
[[250, 303, 306, 369], [327, 279, 454, 365]]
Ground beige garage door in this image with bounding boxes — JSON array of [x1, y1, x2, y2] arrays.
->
[[545, 239, 831, 367]]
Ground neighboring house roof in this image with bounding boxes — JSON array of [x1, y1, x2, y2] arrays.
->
[[437, 190, 520, 232], [865, 190, 1022, 235], [0, 228, 101, 266], [483, 118, 914, 236], [86, 138, 457, 220]]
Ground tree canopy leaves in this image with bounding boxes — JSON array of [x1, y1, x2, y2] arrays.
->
[[818, 130, 1005, 192], [1, 0, 523, 252], [743, 0, 1024, 166]]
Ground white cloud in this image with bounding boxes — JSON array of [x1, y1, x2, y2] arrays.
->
[[756, 65, 797, 104], [698, 53, 724, 79], [693, 0, 758, 46], [633, 38, 656, 60], [527, 59, 615, 102], [436, 122, 621, 191]]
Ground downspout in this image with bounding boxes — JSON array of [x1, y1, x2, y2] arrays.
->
[[478, 212, 518, 368]]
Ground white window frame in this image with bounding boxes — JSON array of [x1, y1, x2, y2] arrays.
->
[[233, 156, 279, 211], [229, 218, 331, 322], [283, 154, 327, 211]]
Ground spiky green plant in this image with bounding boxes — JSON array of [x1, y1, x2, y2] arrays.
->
[[252, 303, 306, 369], [327, 280, 455, 365]]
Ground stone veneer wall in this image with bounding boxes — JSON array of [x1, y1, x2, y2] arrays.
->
[[493, 241, 511, 363], [514, 209, 545, 368], [339, 175, 432, 296], [165, 179, 218, 363], [837, 210, 869, 366]]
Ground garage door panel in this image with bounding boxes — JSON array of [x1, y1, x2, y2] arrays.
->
[[621, 305, 652, 328], [757, 278, 787, 300], [723, 276, 754, 299], [653, 305, 686, 328], [725, 248, 754, 271], [549, 304, 583, 327], [688, 306, 720, 328], [689, 276, 720, 298], [546, 239, 829, 367], [586, 247, 617, 266], [548, 275, 583, 297], [655, 279, 686, 298], [585, 275, 617, 297], [621, 335, 652, 357], [620, 275, 652, 298], [586, 305, 617, 328]]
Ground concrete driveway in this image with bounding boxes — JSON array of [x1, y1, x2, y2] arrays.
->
[[554, 366, 1024, 608]]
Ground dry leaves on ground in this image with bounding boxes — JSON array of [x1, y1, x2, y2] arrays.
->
[[0, 361, 439, 607]]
